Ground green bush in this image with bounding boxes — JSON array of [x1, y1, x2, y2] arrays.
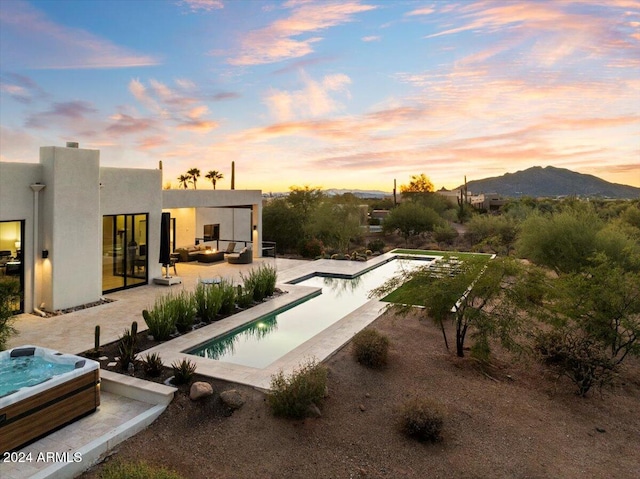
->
[[398, 397, 444, 442], [268, 359, 328, 418], [99, 460, 186, 479], [142, 352, 164, 377], [171, 291, 196, 334], [0, 279, 20, 351], [241, 264, 277, 302], [142, 295, 178, 341], [352, 329, 390, 368], [218, 279, 237, 315], [300, 238, 324, 258], [236, 285, 254, 308], [433, 224, 458, 244], [193, 282, 223, 323], [367, 239, 385, 253], [171, 358, 197, 385]]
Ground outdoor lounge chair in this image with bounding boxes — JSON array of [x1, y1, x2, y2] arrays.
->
[[224, 242, 236, 254], [226, 248, 252, 264]]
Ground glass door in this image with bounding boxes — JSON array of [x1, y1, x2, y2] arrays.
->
[[0, 220, 24, 312], [102, 214, 148, 293]]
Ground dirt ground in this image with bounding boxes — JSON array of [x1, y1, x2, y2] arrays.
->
[[80, 309, 640, 479]]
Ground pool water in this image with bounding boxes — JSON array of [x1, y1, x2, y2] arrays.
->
[[189, 258, 432, 368], [0, 356, 75, 397]]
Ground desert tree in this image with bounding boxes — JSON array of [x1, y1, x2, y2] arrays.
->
[[187, 168, 201, 189], [372, 256, 523, 358], [383, 202, 442, 245], [306, 199, 363, 253], [532, 256, 640, 396], [205, 170, 224, 189], [177, 174, 190, 189]]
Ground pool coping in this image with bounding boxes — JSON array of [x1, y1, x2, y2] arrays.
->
[[143, 252, 439, 390]]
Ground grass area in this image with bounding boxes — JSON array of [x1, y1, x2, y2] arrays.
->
[[383, 250, 491, 305], [390, 248, 493, 258]]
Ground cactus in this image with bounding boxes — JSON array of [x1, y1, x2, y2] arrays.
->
[[94, 325, 101, 352], [131, 320, 138, 337], [142, 309, 151, 324]]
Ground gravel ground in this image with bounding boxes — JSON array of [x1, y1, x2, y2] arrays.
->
[[80, 309, 640, 479]]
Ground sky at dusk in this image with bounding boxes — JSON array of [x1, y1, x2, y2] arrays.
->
[[1, 0, 639, 193]]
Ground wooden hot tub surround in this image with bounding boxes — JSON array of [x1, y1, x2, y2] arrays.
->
[[0, 346, 100, 453]]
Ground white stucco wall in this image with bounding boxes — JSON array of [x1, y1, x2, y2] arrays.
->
[[100, 167, 163, 279], [40, 146, 102, 311], [163, 189, 262, 256], [0, 161, 42, 312]]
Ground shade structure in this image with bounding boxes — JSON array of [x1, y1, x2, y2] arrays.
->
[[159, 212, 171, 277]]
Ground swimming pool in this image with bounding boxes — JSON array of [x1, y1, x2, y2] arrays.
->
[[188, 257, 432, 368]]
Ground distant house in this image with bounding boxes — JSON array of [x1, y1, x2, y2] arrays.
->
[[471, 193, 507, 211], [0, 144, 262, 314]]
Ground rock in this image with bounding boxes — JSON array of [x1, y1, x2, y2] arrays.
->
[[307, 403, 322, 418], [365, 393, 371, 398], [596, 427, 606, 433], [359, 404, 366, 412], [190, 381, 213, 401], [220, 389, 245, 409]]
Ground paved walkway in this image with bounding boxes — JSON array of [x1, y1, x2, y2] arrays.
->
[[8, 257, 308, 354]]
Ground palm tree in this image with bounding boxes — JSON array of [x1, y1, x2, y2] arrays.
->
[[187, 168, 200, 189], [177, 174, 190, 189], [205, 170, 224, 190]]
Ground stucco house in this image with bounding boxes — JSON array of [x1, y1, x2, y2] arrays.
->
[[0, 144, 262, 314]]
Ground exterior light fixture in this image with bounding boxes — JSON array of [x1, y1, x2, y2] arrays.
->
[[253, 225, 257, 231], [42, 250, 49, 259]]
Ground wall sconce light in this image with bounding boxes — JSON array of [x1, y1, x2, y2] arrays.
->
[[253, 225, 257, 231], [15, 241, 21, 250], [42, 250, 49, 259]]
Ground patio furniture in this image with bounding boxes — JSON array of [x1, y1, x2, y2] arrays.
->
[[226, 248, 252, 264], [197, 251, 224, 263]]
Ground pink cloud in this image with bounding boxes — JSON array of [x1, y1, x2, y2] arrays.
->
[[0, 1, 160, 69], [228, 1, 376, 65]]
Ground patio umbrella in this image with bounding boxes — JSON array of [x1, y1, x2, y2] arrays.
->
[[159, 212, 171, 278]]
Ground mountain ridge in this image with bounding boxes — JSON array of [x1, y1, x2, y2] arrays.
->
[[459, 166, 640, 199]]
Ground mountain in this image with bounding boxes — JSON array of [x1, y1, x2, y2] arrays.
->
[[324, 189, 391, 199], [460, 166, 640, 199]]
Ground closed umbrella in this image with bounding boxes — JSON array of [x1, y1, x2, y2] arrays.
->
[[159, 212, 171, 277]]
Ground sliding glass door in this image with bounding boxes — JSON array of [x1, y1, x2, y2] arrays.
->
[[102, 214, 148, 293], [0, 220, 24, 312]]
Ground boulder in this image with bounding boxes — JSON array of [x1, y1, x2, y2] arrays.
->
[[220, 389, 245, 410], [190, 381, 213, 401]]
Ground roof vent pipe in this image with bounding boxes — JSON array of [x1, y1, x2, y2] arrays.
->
[[66, 142, 79, 148]]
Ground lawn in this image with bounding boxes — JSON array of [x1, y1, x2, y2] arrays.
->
[[382, 250, 492, 305]]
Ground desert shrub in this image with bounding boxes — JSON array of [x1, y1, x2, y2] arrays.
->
[[171, 291, 196, 333], [352, 329, 390, 368], [193, 282, 223, 323], [171, 358, 197, 385], [117, 327, 137, 371], [142, 296, 178, 341], [398, 397, 445, 442], [99, 460, 185, 479], [268, 359, 328, 418], [433, 224, 458, 245], [535, 329, 614, 396], [0, 279, 20, 350], [367, 239, 385, 253], [142, 352, 164, 377], [218, 279, 237, 315], [299, 238, 324, 258]]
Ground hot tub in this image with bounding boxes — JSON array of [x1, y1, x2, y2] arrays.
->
[[0, 345, 100, 453]]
